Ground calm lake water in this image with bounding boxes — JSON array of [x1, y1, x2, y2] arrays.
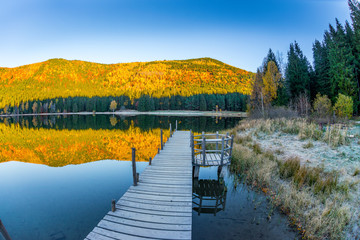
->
[[0, 115, 297, 240]]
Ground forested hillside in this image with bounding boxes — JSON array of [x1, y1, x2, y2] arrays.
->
[[0, 58, 253, 113]]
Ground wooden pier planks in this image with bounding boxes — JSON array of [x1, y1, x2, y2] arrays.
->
[[85, 131, 192, 240]]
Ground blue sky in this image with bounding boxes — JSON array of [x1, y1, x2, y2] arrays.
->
[[0, 0, 350, 72]]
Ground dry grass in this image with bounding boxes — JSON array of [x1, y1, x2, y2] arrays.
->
[[237, 118, 349, 148], [323, 125, 348, 147], [230, 133, 351, 239], [234, 134, 252, 145], [303, 141, 314, 149], [353, 169, 360, 176]]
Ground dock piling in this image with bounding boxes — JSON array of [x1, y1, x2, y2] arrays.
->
[[220, 137, 225, 165], [149, 157, 152, 165], [176, 120, 178, 130], [131, 148, 137, 186], [111, 200, 116, 212], [0, 220, 12, 240], [160, 129, 163, 150], [202, 137, 206, 165]]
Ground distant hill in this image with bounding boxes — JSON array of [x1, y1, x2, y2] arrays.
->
[[0, 58, 254, 109]]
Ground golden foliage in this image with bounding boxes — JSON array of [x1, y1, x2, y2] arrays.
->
[[0, 123, 169, 167], [0, 58, 254, 108]]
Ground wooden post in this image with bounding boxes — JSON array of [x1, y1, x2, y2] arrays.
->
[[176, 120, 178, 130], [190, 130, 192, 147], [226, 132, 229, 146], [149, 157, 152, 165], [202, 137, 206, 165], [111, 200, 116, 212], [216, 131, 219, 151], [220, 137, 225, 165], [160, 129, 163, 150], [131, 148, 137, 186], [169, 123, 172, 137], [191, 132, 194, 164], [0, 220, 12, 240], [229, 135, 234, 160], [158, 148, 160, 154]]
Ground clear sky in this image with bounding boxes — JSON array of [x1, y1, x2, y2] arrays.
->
[[0, 0, 350, 72]]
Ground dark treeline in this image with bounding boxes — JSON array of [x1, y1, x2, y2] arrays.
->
[[251, 0, 360, 118], [0, 115, 241, 133], [0, 93, 247, 115]]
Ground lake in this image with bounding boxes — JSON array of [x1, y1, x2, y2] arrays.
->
[[0, 114, 297, 239]]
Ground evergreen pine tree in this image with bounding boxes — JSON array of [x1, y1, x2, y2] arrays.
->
[[285, 42, 311, 99], [199, 95, 207, 111]]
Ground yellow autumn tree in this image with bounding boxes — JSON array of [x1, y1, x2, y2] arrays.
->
[[109, 100, 117, 113], [263, 61, 281, 104], [250, 61, 281, 116]]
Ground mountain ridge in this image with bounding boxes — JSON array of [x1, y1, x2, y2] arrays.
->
[[0, 57, 254, 108]]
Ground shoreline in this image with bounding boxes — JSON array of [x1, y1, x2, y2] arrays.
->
[[0, 110, 247, 118]]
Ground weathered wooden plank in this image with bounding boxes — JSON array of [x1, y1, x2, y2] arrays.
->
[[123, 192, 191, 202], [120, 196, 192, 207], [136, 182, 192, 189], [116, 199, 192, 213], [139, 176, 192, 183], [127, 189, 191, 197], [108, 210, 191, 225], [116, 205, 192, 217], [87, 231, 119, 240], [98, 220, 191, 240], [103, 215, 191, 231], [93, 227, 158, 240], [128, 185, 192, 194]]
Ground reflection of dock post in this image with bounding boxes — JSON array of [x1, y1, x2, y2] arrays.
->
[[131, 148, 138, 186], [193, 166, 200, 179], [176, 120, 178, 131], [169, 124, 172, 137], [149, 157, 152, 165], [217, 166, 223, 179], [0, 220, 12, 240]]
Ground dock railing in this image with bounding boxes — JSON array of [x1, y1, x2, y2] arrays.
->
[[191, 131, 234, 166]]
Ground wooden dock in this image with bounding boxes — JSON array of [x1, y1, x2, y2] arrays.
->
[[85, 131, 192, 240]]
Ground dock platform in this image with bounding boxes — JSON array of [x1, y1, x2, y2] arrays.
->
[[85, 131, 192, 240]]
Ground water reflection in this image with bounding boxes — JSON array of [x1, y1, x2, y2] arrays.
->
[[192, 166, 298, 240], [0, 114, 240, 132], [192, 179, 227, 216], [0, 124, 168, 166], [0, 115, 240, 167]]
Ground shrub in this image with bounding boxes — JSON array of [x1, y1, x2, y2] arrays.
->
[[333, 94, 353, 119], [313, 93, 332, 118], [279, 157, 300, 179]]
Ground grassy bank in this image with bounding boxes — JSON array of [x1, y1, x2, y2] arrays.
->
[[229, 118, 360, 239]]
